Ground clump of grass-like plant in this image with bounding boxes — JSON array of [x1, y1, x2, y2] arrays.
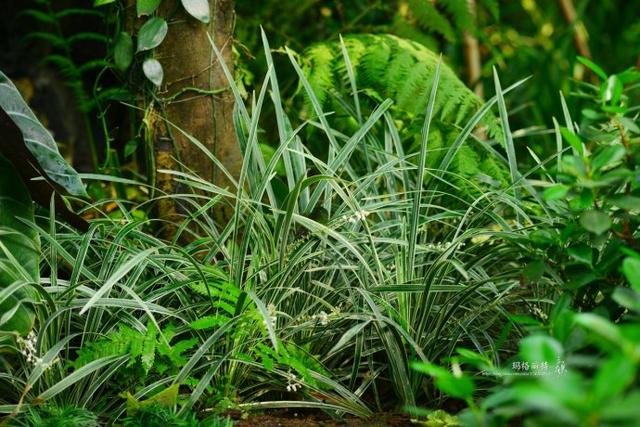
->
[[0, 32, 544, 423]]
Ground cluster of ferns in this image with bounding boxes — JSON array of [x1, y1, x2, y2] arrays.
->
[[299, 34, 511, 195]]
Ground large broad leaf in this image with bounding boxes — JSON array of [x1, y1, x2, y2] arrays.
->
[[0, 154, 39, 335], [0, 71, 87, 197]]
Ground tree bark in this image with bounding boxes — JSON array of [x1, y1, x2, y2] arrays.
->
[[126, 0, 241, 232], [210, 0, 241, 224]]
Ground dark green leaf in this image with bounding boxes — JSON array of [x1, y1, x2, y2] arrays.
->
[[591, 145, 625, 171], [543, 184, 569, 201], [137, 0, 161, 16], [142, 58, 163, 86], [411, 362, 474, 399], [612, 287, 640, 312], [124, 140, 138, 158], [622, 257, 640, 292], [508, 315, 543, 326], [181, 0, 210, 23], [523, 259, 545, 282], [113, 32, 133, 72], [519, 335, 563, 364], [592, 355, 636, 404], [574, 313, 624, 348], [560, 127, 584, 156], [569, 189, 594, 211], [0, 155, 38, 335], [137, 17, 168, 52], [580, 210, 611, 234], [567, 244, 592, 265], [565, 271, 598, 290], [607, 195, 640, 210], [601, 392, 640, 422], [577, 56, 607, 80]]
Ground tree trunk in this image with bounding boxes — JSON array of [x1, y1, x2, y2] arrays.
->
[[127, 0, 241, 232]]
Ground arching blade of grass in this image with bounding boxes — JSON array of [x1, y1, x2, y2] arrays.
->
[[408, 58, 442, 283], [493, 67, 519, 201]]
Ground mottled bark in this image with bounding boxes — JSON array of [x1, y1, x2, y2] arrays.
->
[[126, 0, 240, 232], [210, 0, 241, 224]]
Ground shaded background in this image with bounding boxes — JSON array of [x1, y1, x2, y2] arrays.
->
[[1, 0, 639, 172]]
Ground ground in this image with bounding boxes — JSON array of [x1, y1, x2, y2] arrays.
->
[[231, 410, 414, 426]]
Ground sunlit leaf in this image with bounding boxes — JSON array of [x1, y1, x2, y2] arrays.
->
[[577, 56, 607, 80], [143, 58, 163, 86], [181, 0, 210, 23], [543, 184, 569, 201], [137, 0, 161, 16], [93, 0, 116, 6]]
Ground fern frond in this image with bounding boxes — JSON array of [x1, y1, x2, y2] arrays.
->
[[302, 34, 500, 136], [141, 322, 158, 373], [23, 32, 66, 47], [72, 322, 189, 375], [481, 0, 500, 20], [19, 9, 55, 24], [442, 0, 475, 31], [77, 59, 110, 74], [302, 44, 336, 108], [55, 8, 104, 19], [408, 0, 455, 41], [67, 33, 110, 45], [390, 15, 439, 51], [22, 2, 114, 116], [300, 34, 509, 195]]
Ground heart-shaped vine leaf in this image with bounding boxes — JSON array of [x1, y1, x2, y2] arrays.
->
[[143, 58, 163, 86], [114, 32, 134, 71], [137, 17, 168, 52], [137, 0, 161, 17], [181, 0, 210, 23]]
